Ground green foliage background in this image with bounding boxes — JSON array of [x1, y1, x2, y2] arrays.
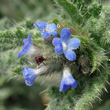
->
[[0, 0, 110, 110]]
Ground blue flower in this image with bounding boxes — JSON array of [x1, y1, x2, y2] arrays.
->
[[59, 67, 77, 91], [34, 22, 58, 39], [22, 67, 37, 86], [22, 66, 48, 86], [18, 34, 35, 58], [52, 28, 80, 61]]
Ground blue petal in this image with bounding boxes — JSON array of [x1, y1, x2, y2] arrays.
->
[[18, 34, 34, 59], [59, 74, 77, 91], [64, 50, 76, 61], [41, 32, 51, 38], [18, 42, 34, 59], [22, 41, 33, 50], [22, 43, 33, 54], [23, 34, 31, 43], [34, 22, 47, 31], [71, 80, 77, 89], [60, 74, 72, 91], [67, 38, 80, 50], [22, 67, 37, 86], [63, 74, 75, 85], [60, 28, 71, 42], [50, 31, 58, 37], [22, 67, 35, 79], [27, 34, 32, 43], [46, 23, 57, 32], [60, 82, 69, 91], [23, 39, 28, 43], [52, 38, 62, 46], [18, 51, 25, 58], [25, 79, 35, 86], [55, 46, 63, 55]]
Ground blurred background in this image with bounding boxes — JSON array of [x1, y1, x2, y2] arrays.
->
[[0, 0, 110, 110], [0, 0, 58, 30], [0, 0, 55, 20]]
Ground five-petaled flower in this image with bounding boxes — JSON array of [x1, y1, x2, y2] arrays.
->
[[18, 34, 35, 59], [34, 22, 58, 39], [60, 67, 77, 92], [22, 66, 48, 86], [52, 28, 80, 61]]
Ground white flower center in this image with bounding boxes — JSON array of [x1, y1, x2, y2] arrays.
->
[[62, 42, 68, 51]]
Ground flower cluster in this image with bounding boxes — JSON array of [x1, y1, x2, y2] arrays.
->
[[18, 21, 81, 91]]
